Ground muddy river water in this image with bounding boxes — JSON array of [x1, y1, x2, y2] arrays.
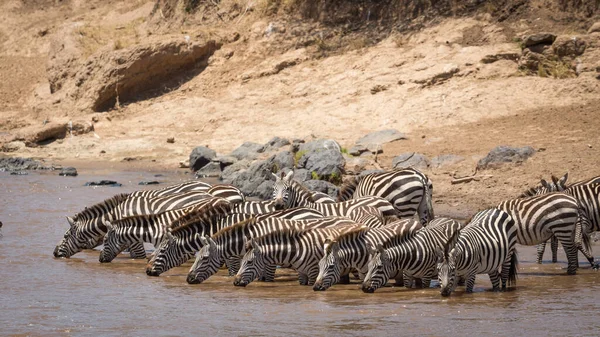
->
[[1, 169, 599, 336]]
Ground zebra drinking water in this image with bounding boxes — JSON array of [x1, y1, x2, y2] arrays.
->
[[361, 217, 463, 293], [436, 208, 518, 296]]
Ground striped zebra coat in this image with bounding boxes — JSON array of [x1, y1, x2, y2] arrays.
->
[[187, 215, 358, 284], [497, 192, 594, 275], [233, 223, 365, 287], [313, 218, 422, 291], [361, 217, 463, 293], [337, 168, 434, 224], [436, 208, 518, 296], [522, 173, 600, 268], [129, 180, 211, 198], [54, 190, 213, 259], [99, 198, 230, 263]]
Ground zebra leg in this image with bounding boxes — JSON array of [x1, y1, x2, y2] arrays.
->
[[393, 272, 404, 287], [339, 273, 351, 284], [403, 272, 413, 288], [550, 236, 559, 263], [488, 270, 501, 292], [128, 241, 146, 259], [536, 241, 547, 264], [465, 272, 477, 293], [225, 257, 241, 276], [298, 273, 309, 285], [352, 270, 360, 280], [421, 278, 431, 288], [457, 276, 466, 286], [562, 242, 578, 275]]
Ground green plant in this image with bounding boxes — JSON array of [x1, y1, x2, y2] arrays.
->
[[537, 63, 549, 78], [341, 147, 349, 155], [329, 171, 342, 185], [271, 163, 280, 173], [294, 150, 307, 167], [311, 171, 320, 180]]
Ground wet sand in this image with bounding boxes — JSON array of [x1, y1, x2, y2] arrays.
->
[[1, 170, 599, 336]]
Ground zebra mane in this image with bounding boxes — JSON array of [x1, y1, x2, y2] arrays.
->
[[74, 193, 131, 221], [337, 176, 361, 202], [290, 180, 316, 203], [169, 199, 232, 233], [212, 217, 256, 238], [379, 225, 417, 249]]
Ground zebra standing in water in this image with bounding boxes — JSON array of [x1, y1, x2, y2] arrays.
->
[[313, 218, 423, 291], [54, 190, 213, 259], [361, 217, 463, 293], [186, 214, 357, 284], [523, 173, 600, 267], [436, 208, 518, 296], [233, 223, 365, 287], [496, 192, 595, 275], [99, 198, 230, 263], [337, 168, 434, 225]]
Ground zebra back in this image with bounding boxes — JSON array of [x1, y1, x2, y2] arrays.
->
[[207, 184, 246, 204], [118, 191, 212, 217], [129, 180, 211, 198], [232, 200, 279, 214]]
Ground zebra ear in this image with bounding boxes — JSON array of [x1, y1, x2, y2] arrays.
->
[[272, 172, 279, 181], [197, 234, 208, 247], [558, 172, 568, 189], [207, 236, 217, 247], [284, 170, 294, 181], [66, 216, 75, 227], [367, 244, 377, 256], [166, 229, 174, 242], [444, 230, 460, 257], [250, 239, 261, 253], [435, 247, 445, 263], [540, 179, 551, 189], [323, 238, 337, 254]]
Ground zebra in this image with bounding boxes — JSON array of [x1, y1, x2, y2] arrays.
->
[[337, 168, 434, 225], [231, 191, 334, 215], [54, 191, 213, 259], [99, 198, 228, 263], [436, 208, 518, 296], [207, 184, 245, 205], [271, 172, 397, 223], [186, 213, 356, 284], [496, 192, 595, 275], [522, 173, 600, 267], [313, 218, 422, 291], [129, 180, 211, 198], [233, 222, 365, 287], [361, 217, 463, 293]]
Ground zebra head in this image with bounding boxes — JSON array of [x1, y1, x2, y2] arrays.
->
[[436, 229, 461, 297], [272, 171, 294, 209], [99, 220, 120, 263], [361, 244, 394, 293], [233, 239, 266, 287], [313, 238, 341, 291], [146, 230, 176, 277], [54, 216, 94, 258], [520, 173, 568, 197], [187, 235, 221, 284]]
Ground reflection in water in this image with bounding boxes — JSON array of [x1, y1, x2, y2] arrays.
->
[[1, 170, 599, 336]]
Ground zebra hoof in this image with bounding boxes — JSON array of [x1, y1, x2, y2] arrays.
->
[[592, 263, 600, 270]]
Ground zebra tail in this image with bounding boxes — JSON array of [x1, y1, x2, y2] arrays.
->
[[508, 249, 519, 287], [417, 176, 434, 225], [574, 215, 593, 258]]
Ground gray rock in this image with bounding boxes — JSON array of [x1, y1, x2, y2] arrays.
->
[[431, 154, 465, 168], [303, 180, 340, 198], [84, 180, 122, 187], [477, 146, 535, 170], [552, 35, 586, 58], [0, 157, 51, 171], [268, 151, 295, 172], [348, 144, 368, 156], [10, 171, 28, 175], [264, 137, 291, 151], [59, 167, 78, 177], [230, 142, 265, 160], [392, 153, 430, 169], [139, 181, 160, 185], [221, 160, 251, 184], [355, 129, 407, 149], [231, 160, 275, 199], [304, 149, 345, 179], [344, 156, 370, 174], [189, 146, 216, 172], [359, 169, 386, 177], [523, 33, 556, 47], [291, 138, 305, 152], [298, 139, 341, 154], [194, 162, 222, 178], [214, 156, 237, 168], [292, 169, 312, 182]]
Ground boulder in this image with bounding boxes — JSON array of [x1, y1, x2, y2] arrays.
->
[[298, 139, 341, 155], [523, 33, 556, 47], [392, 153, 430, 169], [292, 169, 312, 182], [0, 157, 50, 171], [268, 151, 295, 172], [431, 154, 465, 168], [348, 144, 368, 156], [59, 167, 78, 177], [213, 155, 237, 168], [477, 145, 535, 170], [84, 180, 122, 187], [552, 36, 586, 58], [303, 180, 340, 198], [230, 142, 265, 161], [21, 122, 67, 146], [1, 141, 25, 153], [221, 160, 251, 184], [304, 149, 345, 179], [194, 162, 222, 178], [518, 49, 546, 72], [189, 146, 217, 172], [264, 136, 291, 152], [355, 129, 407, 149], [231, 160, 275, 199]]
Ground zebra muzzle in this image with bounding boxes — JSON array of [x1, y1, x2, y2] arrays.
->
[[186, 274, 201, 284], [233, 276, 247, 287]]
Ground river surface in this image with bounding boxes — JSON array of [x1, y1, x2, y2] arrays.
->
[[1, 169, 600, 336]]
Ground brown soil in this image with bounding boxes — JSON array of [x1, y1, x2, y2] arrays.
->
[[1, 0, 600, 215]]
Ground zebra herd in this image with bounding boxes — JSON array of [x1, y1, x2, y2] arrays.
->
[[53, 168, 599, 296]]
